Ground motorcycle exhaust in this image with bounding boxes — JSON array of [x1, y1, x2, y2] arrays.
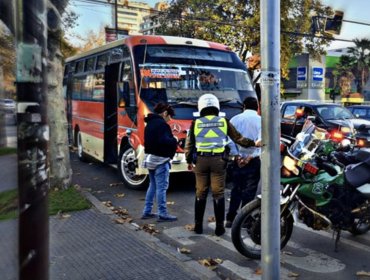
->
[[351, 201, 370, 217]]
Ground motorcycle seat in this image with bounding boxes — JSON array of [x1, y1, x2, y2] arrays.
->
[[345, 162, 370, 189]]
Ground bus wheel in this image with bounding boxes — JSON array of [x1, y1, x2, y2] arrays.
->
[[118, 144, 148, 190], [76, 130, 87, 162]]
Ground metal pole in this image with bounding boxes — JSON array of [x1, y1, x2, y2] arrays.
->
[[15, 0, 49, 279], [115, 0, 118, 38], [260, 0, 281, 279]]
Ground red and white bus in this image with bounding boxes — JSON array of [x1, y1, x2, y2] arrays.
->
[[63, 35, 256, 189]]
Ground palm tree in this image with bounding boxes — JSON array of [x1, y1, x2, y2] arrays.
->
[[347, 38, 370, 93]]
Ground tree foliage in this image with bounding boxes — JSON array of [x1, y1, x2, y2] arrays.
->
[[0, 24, 15, 96], [347, 38, 370, 93], [156, 0, 333, 79], [333, 38, 370, 95]]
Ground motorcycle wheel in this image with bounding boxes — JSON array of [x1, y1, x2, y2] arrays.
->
[[231, 199, 294, 260], [349, 219, 370, 235]]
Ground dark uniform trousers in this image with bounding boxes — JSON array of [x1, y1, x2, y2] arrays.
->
[[193, 154, 227, 200]]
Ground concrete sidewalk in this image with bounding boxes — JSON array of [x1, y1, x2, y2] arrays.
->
[[0, 154, 218, 280]]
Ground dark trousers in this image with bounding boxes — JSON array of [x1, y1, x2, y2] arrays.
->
[[226, 157, 261, 222]]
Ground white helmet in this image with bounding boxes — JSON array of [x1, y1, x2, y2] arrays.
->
[[198, 93, 220, 113]]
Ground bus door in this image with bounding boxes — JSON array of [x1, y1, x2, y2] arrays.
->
[[104, 62, 121, 164]]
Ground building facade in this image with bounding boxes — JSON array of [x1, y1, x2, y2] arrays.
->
[[112, 1, 167, 35]]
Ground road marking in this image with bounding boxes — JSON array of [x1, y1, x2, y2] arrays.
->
[[163, 223, 345, 274], [163, 226, 295, 280], [294, 222, 370, 253], [220, 260, 295, 280], [285, 241, 345, 273]]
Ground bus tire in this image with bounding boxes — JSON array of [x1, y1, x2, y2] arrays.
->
[[76, 130, 88, 162], [118, 144, 148, 190]]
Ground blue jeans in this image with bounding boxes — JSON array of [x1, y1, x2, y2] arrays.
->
[[143, 161, 170, 217]]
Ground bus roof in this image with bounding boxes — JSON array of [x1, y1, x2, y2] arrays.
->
[[66, 35, 232, 63]]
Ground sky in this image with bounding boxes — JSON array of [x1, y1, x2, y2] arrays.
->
[[66, 0, 159, 45], [67, 0, 370, 50]]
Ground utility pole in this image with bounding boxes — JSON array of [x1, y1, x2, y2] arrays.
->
[[115, 0, 118, 37], [260, 0, 281, 279], [15, 0, 49, 279]]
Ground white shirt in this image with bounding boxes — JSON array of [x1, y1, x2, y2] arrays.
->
[[229, 109, 261, 158]]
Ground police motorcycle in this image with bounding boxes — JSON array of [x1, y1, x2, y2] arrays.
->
[[231, 120, 370, 259]]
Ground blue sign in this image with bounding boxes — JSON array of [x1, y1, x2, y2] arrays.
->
[[297, 67, 307, 81], [312, 67, 324, 82]]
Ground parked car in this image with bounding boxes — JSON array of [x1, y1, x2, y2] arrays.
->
[[347, 105, 370, 121], [0, 98, 16, 114], [280, 100, 370, 147]]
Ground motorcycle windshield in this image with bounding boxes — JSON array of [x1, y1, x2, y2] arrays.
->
[[288, 120, 328, 161]]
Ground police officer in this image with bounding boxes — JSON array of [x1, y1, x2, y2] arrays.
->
[[185, 94, 261, 236]]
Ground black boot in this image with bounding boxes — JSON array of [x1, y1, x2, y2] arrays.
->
[[194, 198, 207, 234], [213, 198, 225, 236]]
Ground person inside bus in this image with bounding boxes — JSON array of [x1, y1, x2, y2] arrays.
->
[[184, 93, 262, 236], [198, 71, 219, 90], [141, 103, 178, 222]]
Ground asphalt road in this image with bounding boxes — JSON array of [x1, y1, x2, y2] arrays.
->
[[70, 151, 370, 280]]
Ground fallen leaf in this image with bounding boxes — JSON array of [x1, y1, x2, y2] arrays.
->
[[288, 272, 299, 277], [93, 177, 99, 180], [114, 193, 125, 198], [198, 258, 223, 268], [114, 217, 133, 224], [184, 224, 195, 231], [167, 201, 175, 205], [113, 207, 129, 216], [178, 247, 191, 254], [57, 211, 71, 219], [75, 172, 81, 175], [208, 216, 216, 222], [114, 218, 126, 224], [141, 224, 160, 235], [283, 251, 293, 255], [356, 271, 370, 277], [73, 184, 81, 190], [255, 268, 263, 275], [102, 201, 112, 207]]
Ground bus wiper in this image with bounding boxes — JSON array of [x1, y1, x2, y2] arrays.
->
[[219, 98, 243, 107], [170, 101, 197, 107]]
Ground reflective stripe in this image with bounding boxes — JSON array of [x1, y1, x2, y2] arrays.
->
[[194, 116, 228, 152]]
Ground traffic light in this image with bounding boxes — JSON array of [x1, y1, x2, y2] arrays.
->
[[324, 11, 344, 35]]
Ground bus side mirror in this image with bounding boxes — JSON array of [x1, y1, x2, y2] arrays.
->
[[118, 81, 130, 108]]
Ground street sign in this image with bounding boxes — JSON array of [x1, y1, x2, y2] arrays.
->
[[312, 67, 324, 81], [297, 67, 307, 81]]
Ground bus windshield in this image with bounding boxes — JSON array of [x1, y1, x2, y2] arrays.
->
[[133, 45, 255, 119]]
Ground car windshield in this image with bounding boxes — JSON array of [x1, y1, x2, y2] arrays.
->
[[316, 105, 354, 120]]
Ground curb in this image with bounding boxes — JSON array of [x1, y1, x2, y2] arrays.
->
[[80, 188, 221, 280]]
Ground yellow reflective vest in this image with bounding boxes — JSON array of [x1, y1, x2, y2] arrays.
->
[[194, 116, 228, 153]]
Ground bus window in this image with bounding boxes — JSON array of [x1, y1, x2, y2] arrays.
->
[[92, 73, 104, 101], [75, 60, 84, 73], [81, 75, 93, 100], [85, 57, 96, 72], [72, 78, 82, 100], [110, 46, 129, 63], [97, 53, 109, 71]]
